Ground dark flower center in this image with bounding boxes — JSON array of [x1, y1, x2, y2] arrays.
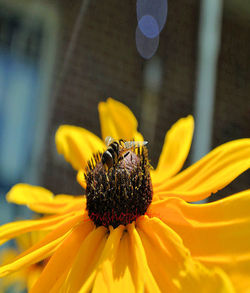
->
[[84, 147, 153, 228]]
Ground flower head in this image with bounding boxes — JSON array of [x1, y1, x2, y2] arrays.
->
[[85, 146, 152, 228], [0, 98, 249, 292]]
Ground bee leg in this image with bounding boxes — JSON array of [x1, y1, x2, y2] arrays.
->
[[117, 156, 123, 162], [119, 139, 125, 147]]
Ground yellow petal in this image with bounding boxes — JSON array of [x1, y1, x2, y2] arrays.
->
[[30, 221, 92, 293], [25, 195, 85, 215], [136, 216, 235, 292], [0, 213, 88, 277], [50, 270, 69, 293], [26, 265, 43, 291], [110, 231, 139, 293], [127, 222, 161, 293], [152, 116, 194, 182], [149, 191, 250, 293], [98, 98, 144, 141], [0, 267, 26, 293], [0, 248, 18, 264], [77, 169, 86, 189], [154, 139, 250, 202], [0, 248, 26, 292], [78, 225, 147, 293], [7, 184, 53, 205], [55, 125, 105, 170], [0, 211, 83, 245], [62, 226, 107, 293], [91, 226, 126, 293], [16, 230, 49, 252], [6, 184, 85, 214], [0, 233, 66, 278]]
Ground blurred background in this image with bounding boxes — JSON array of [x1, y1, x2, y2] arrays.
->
[[0, 0, 249, 230]]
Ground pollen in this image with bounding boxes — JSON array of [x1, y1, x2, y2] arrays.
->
[[84, 147, 153, 228]]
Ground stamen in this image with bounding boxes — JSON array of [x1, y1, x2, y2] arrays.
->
[[84, 147, 152, 228]]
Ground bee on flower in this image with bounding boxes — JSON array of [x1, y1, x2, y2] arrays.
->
[[101, 135, 148, 170], [0, 98, 249, 293]]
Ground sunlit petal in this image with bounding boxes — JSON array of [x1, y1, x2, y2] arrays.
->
[[137, 216, 235, 292], [63, 226, 107, 293], [91, 226, 127, 293], [127, 222, 161, 293], [56, 125, 105, 170], [0, 213, 89, 277], [149, 190, 250, 292], [0, 234, 66, 278], [109, 231, 139, 293], [0, 211, 83, 245], [154, 139, 250, 202], [98, 98, 144, 141], [30, 221, 92, 293], [6, 184, 85, 214], [152, 116, 194, 182]]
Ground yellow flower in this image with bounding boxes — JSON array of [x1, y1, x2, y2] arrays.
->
[[0, 98, 250, 292]]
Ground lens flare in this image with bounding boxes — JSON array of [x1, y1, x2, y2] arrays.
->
[[137, 0, 168, 35], [136, 25, 159, 59]]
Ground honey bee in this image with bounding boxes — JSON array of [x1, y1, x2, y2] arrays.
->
[[101, 136, 148, 170]]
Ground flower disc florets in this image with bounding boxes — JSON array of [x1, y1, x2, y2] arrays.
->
[[85, 147, 152, 228]]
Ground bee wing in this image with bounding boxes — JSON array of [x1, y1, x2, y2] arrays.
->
[[123, 141, 148, 150], [105, 136, 115, 146]]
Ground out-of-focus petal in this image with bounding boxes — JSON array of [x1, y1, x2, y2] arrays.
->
[[98, 98, 144, 141], [0, 213, 90, 277], [16, 231, 49, 252], [7, 184, 53, 205], [154, 139, 250, 202], [62, 226, 107, 293], [30, 221, 92, 293], [136, 216, 235, 292], [152, 116, 194, 182], [0, 263, 26, 293], [0, 211, 83, 245], [0, 248, 26, 292], [56, 125, 105, 170], [0, 234, 65, 278], [149, 191, 250, 292], [6, 184, 85, 214], [25, 194, 85, 215]]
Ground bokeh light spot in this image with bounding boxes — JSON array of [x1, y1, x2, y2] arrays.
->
[[137, 0, 168, 33], [136, 25, 159, 59], [138, 15, 159, 38]]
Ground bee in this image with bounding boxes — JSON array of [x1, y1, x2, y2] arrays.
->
[[101, 136, 148, 170]]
